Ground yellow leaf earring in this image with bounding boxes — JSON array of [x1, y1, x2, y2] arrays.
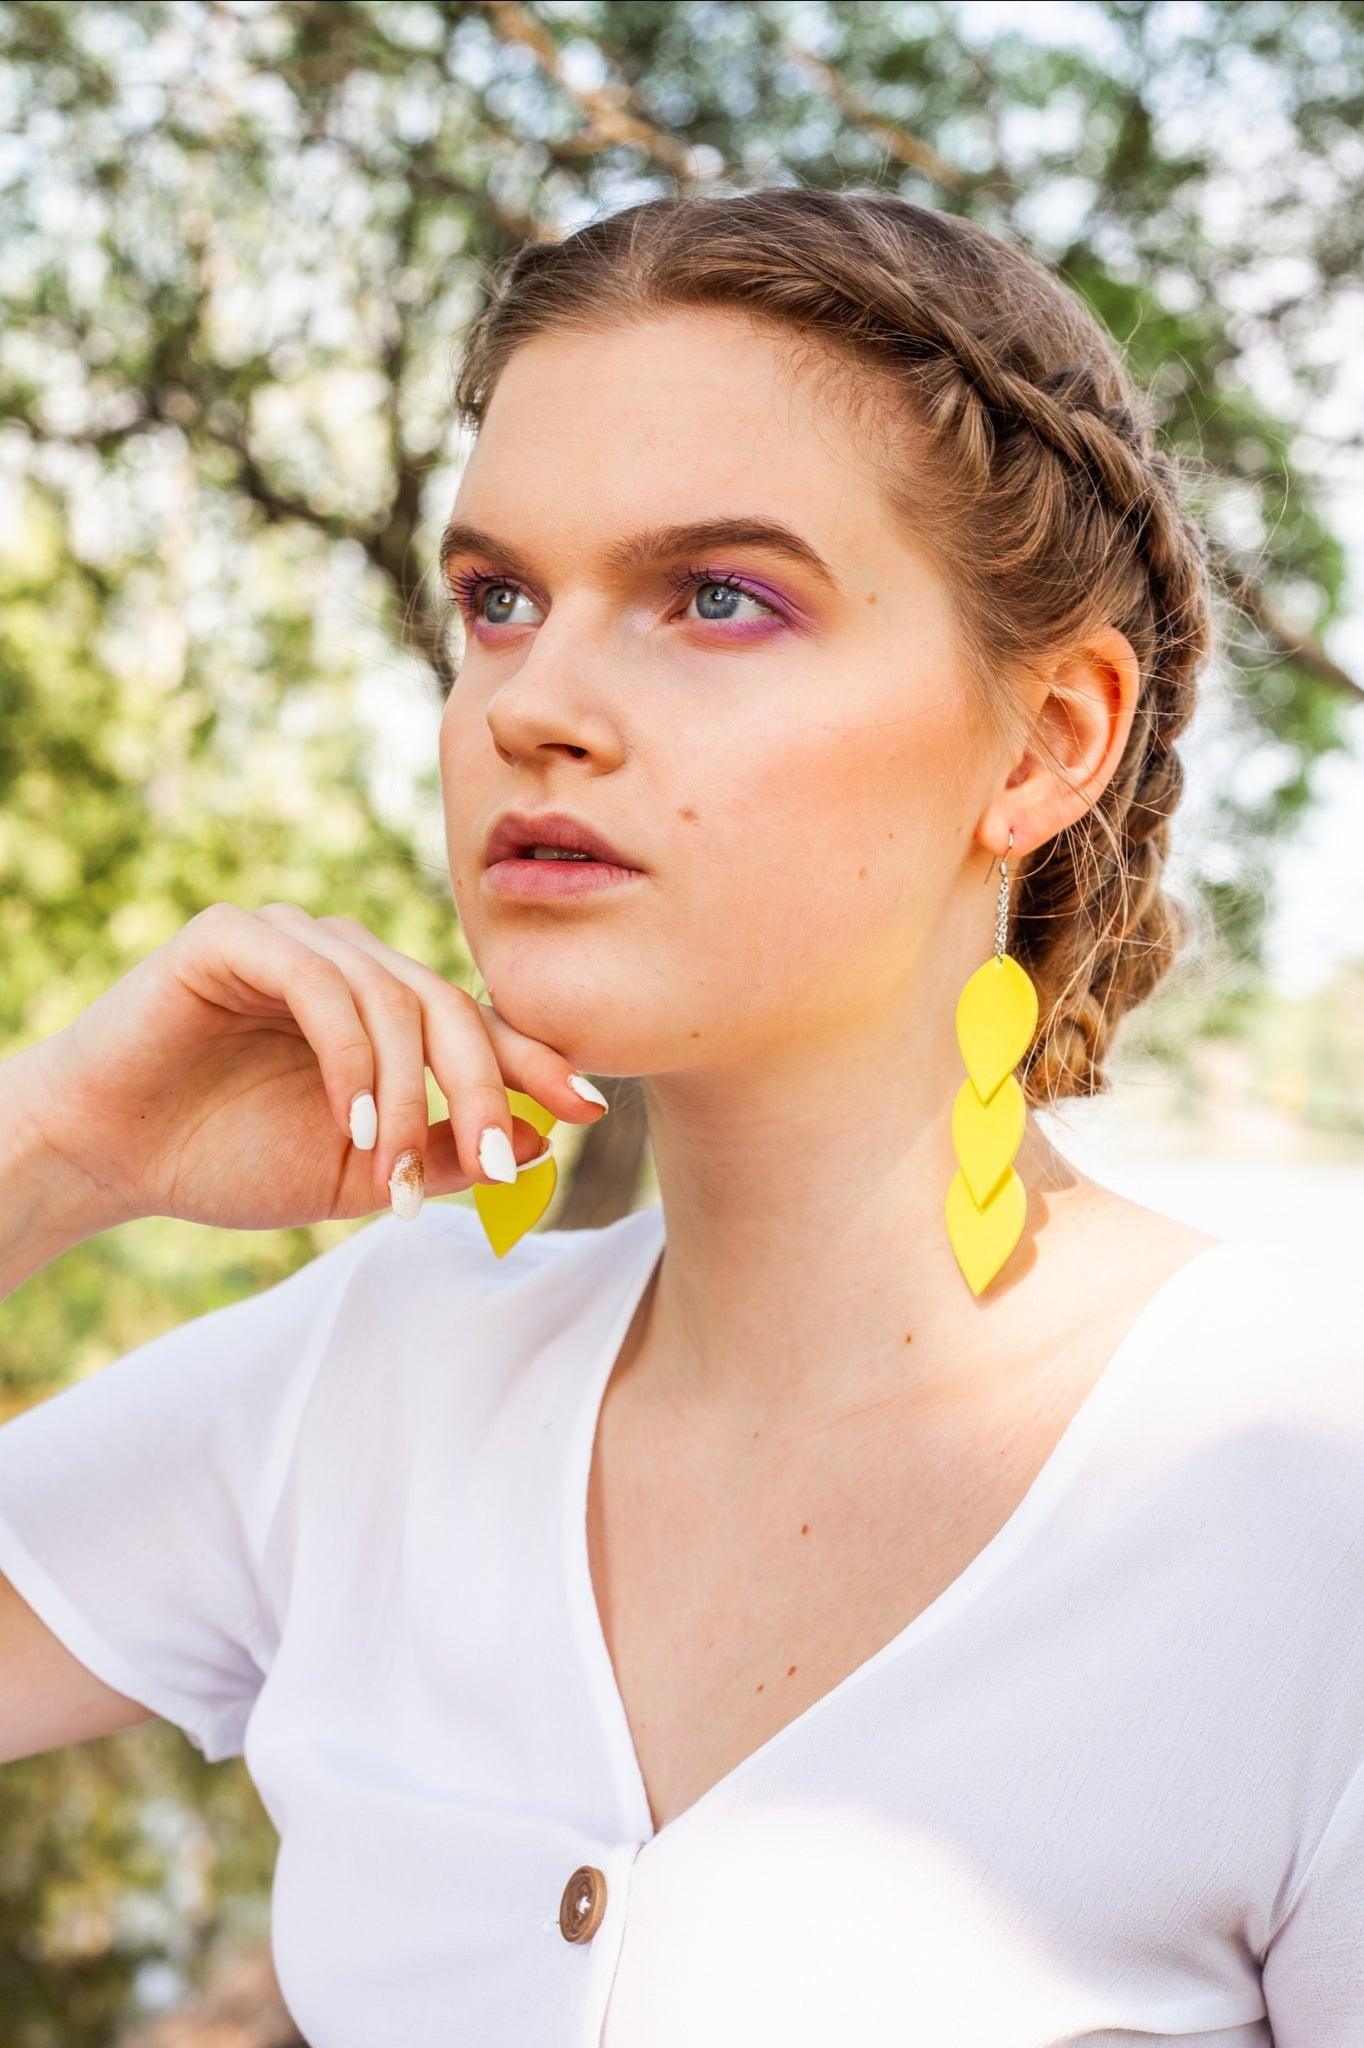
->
[[473, 1087, 559, 1257], [945, 829, 1038, 1298]]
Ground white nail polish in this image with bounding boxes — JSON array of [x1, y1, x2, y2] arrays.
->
[[349, 1091, 378, 1150], [388, 1148, 424, 1220], [567, 1074, 609, 1110], [478, 1125, 518, 1183]]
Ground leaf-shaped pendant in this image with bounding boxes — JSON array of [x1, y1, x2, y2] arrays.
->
[[945, 1165, 1028, 1298], [950, 1070, 1026, 1209], [472, 1088, 559, 1257], [473, 1152, 557, 1257], [947, 949, 1038, 1295], [955, 954, 1038, 1102]]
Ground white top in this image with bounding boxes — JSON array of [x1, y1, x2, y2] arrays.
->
[[2, 1199, 1363, 2047]]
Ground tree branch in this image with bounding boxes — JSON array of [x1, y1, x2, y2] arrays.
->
[[1209, 540, 1364, 702], [476, 0, 701, 179]]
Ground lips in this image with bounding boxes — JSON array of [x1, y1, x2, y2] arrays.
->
[[484, 809, 640, 869]]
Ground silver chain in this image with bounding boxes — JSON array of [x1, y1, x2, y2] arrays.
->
[[993, 828, 1014, 959]]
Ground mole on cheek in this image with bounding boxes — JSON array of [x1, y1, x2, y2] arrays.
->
[[678, 806, 698, 822]]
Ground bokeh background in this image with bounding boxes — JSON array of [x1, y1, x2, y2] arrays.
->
[[1, 2, 1361, 2040]]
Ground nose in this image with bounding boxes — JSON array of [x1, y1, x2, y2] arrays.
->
[[482, 610, 630, 771]]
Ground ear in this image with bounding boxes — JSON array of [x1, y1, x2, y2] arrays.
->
[[980, 624, 1141, 860]]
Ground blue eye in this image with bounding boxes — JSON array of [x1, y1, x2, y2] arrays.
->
[[446, 562, 783, 629], [447, 571, 542, 626], [663, 566, 779, 624]]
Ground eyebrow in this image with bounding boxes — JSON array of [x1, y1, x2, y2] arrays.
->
[[438, 515, 843, 594]]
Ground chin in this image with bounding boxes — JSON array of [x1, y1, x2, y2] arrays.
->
[[476, 965, 657, 1079]]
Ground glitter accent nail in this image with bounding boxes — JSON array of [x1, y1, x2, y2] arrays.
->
[[388, 1148, 424, 1220]]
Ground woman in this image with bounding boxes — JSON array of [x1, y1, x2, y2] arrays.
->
[[1, 188, 1360, 2046]]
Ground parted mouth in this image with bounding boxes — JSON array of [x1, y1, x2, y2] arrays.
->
[[484, 809, 642, 869]]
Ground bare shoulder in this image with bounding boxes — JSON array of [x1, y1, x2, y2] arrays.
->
[[1081, 1190, 1226, 1277], [1013, 1180, 1224, 1356], [1054, 1182, 1361, 1371]]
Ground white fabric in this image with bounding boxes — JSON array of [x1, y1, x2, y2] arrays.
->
[[1, 1199, 1362, 2046]]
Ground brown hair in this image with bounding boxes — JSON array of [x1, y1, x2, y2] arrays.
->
[[452, 187, 1217, 1107]]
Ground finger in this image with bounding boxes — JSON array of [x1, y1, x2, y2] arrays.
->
[[252, 903, 435, 1199], [310, 914, 610, 1152], [253, 906, 551, 1196], [179, 904, 375, 1144], [467, 995, 613, 1129], [412, 1114, 544, 1200]]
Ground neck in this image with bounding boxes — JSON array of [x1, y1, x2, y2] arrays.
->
[[631, 1006, 1092, 1439]]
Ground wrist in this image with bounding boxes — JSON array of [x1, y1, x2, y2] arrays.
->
[[0, 1046, 128, 1291]]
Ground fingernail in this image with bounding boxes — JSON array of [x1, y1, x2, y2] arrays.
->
[[388, 1148, 424, 1220], [478, 1125, 518, 1183], [349, 1091, 377, 1150], [567, 1074, 609, 1110]]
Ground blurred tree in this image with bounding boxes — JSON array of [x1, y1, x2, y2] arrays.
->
[[114, 1943, 304, 2047], [3, 0, 1362, 1202], [0, 1721, 282, 2048], [1, 0, 1362, 2036]]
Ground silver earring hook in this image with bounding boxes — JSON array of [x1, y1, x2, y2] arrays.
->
[[983, 827, 1015, 882]]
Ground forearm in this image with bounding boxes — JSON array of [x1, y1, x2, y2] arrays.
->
[[0, 1048, 123, 1301]]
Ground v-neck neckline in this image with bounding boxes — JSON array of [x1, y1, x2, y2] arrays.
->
[[560, 1205, 1252, 1860]]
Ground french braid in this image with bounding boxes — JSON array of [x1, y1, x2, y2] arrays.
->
[[454, 187, 1217, 1106]]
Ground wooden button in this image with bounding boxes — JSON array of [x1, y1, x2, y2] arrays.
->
[[559, 1864, 607, 1942]]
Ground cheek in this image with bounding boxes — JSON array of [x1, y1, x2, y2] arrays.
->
[[439, 709, 495, 909], [727, 691, 962, 936], [439, 690, 479, 781], [440, 691, 496, 815], [648, 737, 897, 1029]]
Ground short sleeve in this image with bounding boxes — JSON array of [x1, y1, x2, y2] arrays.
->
[[1261, 1752, 1364, 2041], [0, 1217, 391, 1762]]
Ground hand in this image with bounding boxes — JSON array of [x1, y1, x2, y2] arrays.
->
[[16, 901, 608, 1232]]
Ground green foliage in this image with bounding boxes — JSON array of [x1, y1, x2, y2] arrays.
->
[[0, 1723, 279, 2048], [0, 0, 1360, 2035], [0, 483, 473, 1408]]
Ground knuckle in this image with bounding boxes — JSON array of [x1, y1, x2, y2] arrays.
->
[[372, 979, 422, 1026], [189, 899, 241, 933], [385, 1084, 431, 1122], [256, 899, 310, 922], [461, 1082, 513, 1129], [292, 951, 347, 993], [315, 912, 368, 938]]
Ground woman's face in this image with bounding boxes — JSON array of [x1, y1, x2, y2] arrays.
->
[[439, 306, 1000, 1081]]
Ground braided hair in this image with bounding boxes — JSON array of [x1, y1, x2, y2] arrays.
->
[[453, 188, 1217, 1107]]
